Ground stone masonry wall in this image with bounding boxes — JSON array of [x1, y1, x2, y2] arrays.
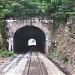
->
[[6, 18, 53, 53]]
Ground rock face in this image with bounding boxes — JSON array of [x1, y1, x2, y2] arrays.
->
[[50, 22, 75, 74], [5, 18, 53, 54]]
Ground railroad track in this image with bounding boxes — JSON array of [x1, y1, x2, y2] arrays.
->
[[0, 49, 66, 75], [22, 50, 48, 75]]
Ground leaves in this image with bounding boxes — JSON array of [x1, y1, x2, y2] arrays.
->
[[0, 0, 12, 18], [37, 0, 48, 14]]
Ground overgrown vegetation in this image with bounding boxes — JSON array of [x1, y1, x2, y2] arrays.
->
[[51, 50, 69, 63], [0, 20, 8, 50], [0, 48, 14, 57], [0, 0, 75, 18]]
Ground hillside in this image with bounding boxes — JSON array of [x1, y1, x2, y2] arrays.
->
[[50, 20, 75, 74]]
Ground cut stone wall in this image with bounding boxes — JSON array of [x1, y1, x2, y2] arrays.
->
[[6, 18, 53, 54]]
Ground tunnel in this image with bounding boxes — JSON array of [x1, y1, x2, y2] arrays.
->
[[13, 26, 46, 54]]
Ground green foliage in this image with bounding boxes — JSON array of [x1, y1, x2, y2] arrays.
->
[[50, 0, 75, 21], [0, 34, 3, 44], [0, 20, 8, 50], [52, 20, 63, 35], [0, 0, 75, 18], [50, 0, 75, 35], [0, 0, 74, 18], [0, 48, 3, 53], [61, 55, 69, 63], [0, 0, 12, 18], [0, 48, 14, 57], [37, 0, 48, 15], [1, 51, 14, 57], [51, 50, 59, 57], [10, 0, 49, 17], [0, 0, 13, 50], [10, 0, 38, 17], [51, 50, 69, 63], [0, 20, 6, 34]]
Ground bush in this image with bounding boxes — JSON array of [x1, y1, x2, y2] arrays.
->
[[1, 50, 14, 57], [51, 50, 59, 57], [61, 55, 69, 63]]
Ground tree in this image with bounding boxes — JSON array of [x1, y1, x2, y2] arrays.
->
[[0, 0, 12, 50], [10, 0, 49, 18], [47, 0, 75, 34], [0, 0, 13, 19], [49, 0, 75, 22]]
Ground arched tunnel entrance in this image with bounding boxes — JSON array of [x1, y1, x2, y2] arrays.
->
[[13, 26, 46, 54]]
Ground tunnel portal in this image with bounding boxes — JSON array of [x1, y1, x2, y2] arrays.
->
[[13, 26, 46, 54]]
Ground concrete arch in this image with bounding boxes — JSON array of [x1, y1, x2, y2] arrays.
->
[[13, 26, 46, 54]]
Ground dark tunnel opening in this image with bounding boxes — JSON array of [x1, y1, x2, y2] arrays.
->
[[13, 26, 46, 54]]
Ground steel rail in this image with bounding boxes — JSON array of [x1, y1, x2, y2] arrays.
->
[[22, 46, 47, 75], [35, 52, 44, 75], [26, 48, 33, 75]]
